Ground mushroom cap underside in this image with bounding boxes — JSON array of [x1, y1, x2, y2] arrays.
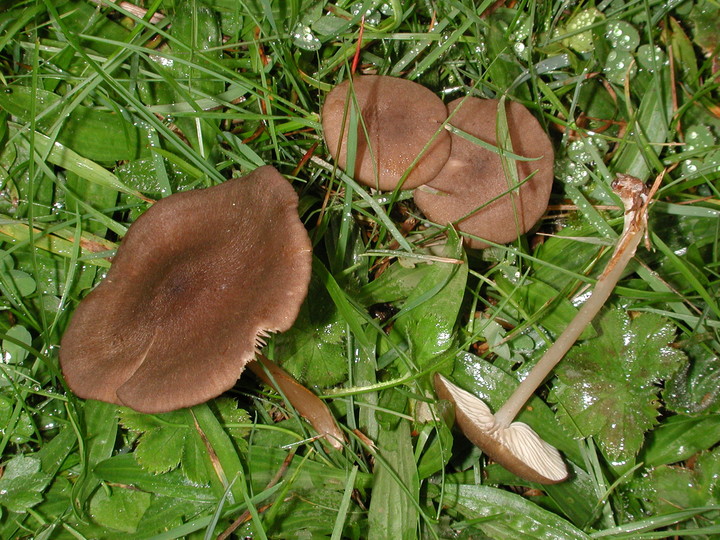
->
[[434, 373, 568, 484], [415, 98, 554, 249], [322, 75, 452, 191], [60, 165, 312, 414]]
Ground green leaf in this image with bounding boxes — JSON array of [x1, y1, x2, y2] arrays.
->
[[665, 342, 720, 414], [119, 408, 190, 475], [93, 454, 214, 502], [164, 2, 223, 157], [135, 422, 187, 474], [494, 274, 596, 339], [73, 400, 119, 511], [0, 86, 141, 162], [630, 448, 720, 526], [368, 420, 419, 540], [0, 394, 34, 443], [1, 325, 32, 364], [0, 456, 51, 513], [88, 486, 152, 533], [393, 232, 467, 369], [640, 414, 720, 468], [690, 1, 720, 55], [439, 483, 590, 539], [211, 397, 251, 441], [551, 309, 687, 462], [275, 274, 348, 387], [118, 399, 248, 482], [611, 68, 671, 181]]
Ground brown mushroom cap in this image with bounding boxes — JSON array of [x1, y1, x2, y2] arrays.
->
[[59, 165, 312, 414], [414, 97, 554, 249], [321, 75, 452, 191]]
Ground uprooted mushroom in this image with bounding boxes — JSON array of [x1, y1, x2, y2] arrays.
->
[[60, 165, 343, 448], [434, 174, 652, 483]]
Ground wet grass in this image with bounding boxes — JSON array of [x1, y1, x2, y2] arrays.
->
[[0, 0, 719, 538]]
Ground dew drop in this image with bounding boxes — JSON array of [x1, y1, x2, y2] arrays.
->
[[291, 23, 321, 51], [605, 20, 640, 51]]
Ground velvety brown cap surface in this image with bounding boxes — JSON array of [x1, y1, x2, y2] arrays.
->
[[60, 165, 312, 414], [322, 75, 451, 191], [414, 98, 554, 249]]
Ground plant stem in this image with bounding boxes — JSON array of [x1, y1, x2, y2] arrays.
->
[[249, 354, 345, 449], [494, 174, 650, 427]]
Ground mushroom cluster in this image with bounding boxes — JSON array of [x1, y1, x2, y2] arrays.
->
[[321, 75, 555, 248], [60, 165, 343, 447]]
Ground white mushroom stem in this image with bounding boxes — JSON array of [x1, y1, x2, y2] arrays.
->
[[493, 174, 650, 427]]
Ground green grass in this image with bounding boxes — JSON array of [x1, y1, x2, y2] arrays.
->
[[1, 0, 719, 538]]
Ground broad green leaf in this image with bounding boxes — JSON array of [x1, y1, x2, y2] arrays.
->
[[690, 2, 720, 55], [611, 68, 671, 181], [393, 232, 467, 369], [115, 157, 195, 196], [0, 456, 51, 513], [530, 225, 606, 292], [630, 448, 720, 530], [25, 129, 143, 200], [211, 398, 251, 441], [243, 443, 373, 493], [36, 427, 77, 475], [126, 496, 207, 539], [665, 342, 720, 414], [93, 454, 214, 502], [275, 274, 348, 387], [135, 420, 188, 474], [243, 488, 364, 538], [439, 483, 590, 539], [1, 324, 32, 364], [65, 170, 120, 237], [0, 394, 34, 444], [0, 86, 141, 162], [356, 260, 433, 306], [551, 309, 687, 462], [72, 400, 120, 510], [669, 17, 699, 82], [88, 486, 152, 533], [640, 414, 720, 468], [118, 399, 248, 483], [415, 419, 453, 479], [165, 3, 223, 158], [368, 420, 419, 540]]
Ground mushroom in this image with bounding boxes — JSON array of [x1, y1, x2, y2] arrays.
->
[[434, 373, 567, 484], [434, 174, 651, 483], [60, 165, 342, 448], [321, 75, 452, 191], [413, 97, 554, 249]]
